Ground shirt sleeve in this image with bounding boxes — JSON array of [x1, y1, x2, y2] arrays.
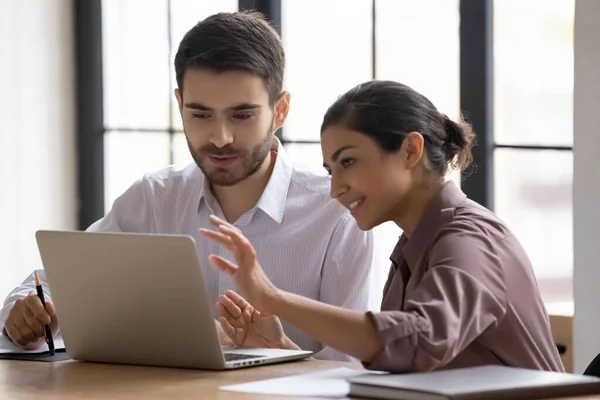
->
[[1, 177, 153, 331], [314, 215, 374, 362], [365, 221, 508, 372], [86, 176, 153, 233]]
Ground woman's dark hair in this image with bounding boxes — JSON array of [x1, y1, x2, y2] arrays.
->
[[320, 80, 475, 175]]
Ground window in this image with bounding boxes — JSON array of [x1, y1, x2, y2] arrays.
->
[[376, 0, 460, 122], [88, 0, 574, 311], [373, 0, 460, 307], [282, 0, 372, 143], [280, 0, 372, 195], [493, 0, 574, 306], [281, 0, 460, 309], [101, 0, 237, 210]]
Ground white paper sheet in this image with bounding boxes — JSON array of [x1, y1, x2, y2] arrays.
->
[[0, 334, 65, 354], [219, 367, 387, 398]]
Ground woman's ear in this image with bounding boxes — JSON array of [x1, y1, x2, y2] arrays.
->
[[401, 132, 425, 170]]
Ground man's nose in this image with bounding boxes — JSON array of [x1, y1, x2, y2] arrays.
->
[[209, 123, 234, 148]]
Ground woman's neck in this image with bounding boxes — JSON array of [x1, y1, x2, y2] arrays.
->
[[392, 181, 445, 238]]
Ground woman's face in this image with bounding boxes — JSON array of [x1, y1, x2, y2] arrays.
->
[[321, 124, 423, 230]]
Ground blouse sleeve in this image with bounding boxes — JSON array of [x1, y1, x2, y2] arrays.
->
[[365, 220, 508, 373]]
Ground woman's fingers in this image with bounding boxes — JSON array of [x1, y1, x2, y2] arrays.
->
[[208, 255, 238, 276], [203, 215, 258, 268], [218, 225, 257, 265], [208, 215, 240, 234], [199, 228, 236, 252]]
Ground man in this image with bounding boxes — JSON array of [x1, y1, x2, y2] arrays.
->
[[0, 11, 372, 361]]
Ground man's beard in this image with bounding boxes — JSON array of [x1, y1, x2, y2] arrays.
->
[[187, 123, 274, 187]]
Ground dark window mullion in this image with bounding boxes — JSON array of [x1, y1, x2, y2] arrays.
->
[[279, 140, 321, 145], [75, 0, 105, 230], [167, 0, 175, 165], [459, 0, 494, 210], [104, 127, 174, 133], [239, 0, 284, 142], [372, 0, 376, 80], [494, 144, 573, 151]]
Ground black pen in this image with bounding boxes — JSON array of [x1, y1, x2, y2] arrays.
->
[[34, 271, 55, 356]]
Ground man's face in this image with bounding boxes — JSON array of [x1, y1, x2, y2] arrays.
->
[[175, 69, 288, 187]]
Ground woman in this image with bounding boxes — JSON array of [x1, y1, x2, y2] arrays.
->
[[200, 80, 564, 373]]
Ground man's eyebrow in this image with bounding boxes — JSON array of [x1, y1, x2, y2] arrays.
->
[[184, 102, 211, 111], [229, 103, 262, 111], [183, 103, 262, 112]]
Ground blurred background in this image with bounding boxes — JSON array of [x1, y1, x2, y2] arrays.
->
[[0, 0, 574, 313]]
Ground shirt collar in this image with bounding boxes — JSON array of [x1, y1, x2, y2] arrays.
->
[[198, 171, 216, 214], [254, 138, 294, 223], [197, 137, 294, 224], [397, 180, 467, 271]]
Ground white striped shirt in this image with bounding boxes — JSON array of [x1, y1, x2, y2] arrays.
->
[[1, 142, 373, 361]]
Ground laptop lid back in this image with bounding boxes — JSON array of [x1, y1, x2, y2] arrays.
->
[[35, 230, 226, 369]]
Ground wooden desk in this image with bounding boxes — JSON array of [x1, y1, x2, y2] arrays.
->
[[550, 314, 574, 373], [1, 359, 600, 400], [0, 359, 358, 399]]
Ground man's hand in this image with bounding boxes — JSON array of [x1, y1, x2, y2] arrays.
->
[[217, 290, 300, 350], [215, 319, 235, 346], [3, 292, 58, 349]]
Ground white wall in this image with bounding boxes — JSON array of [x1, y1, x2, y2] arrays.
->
[[0, 0, 76, 300], [573, 0, 600, 374]]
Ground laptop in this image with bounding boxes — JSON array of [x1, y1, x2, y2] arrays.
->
[[34, 230, 313, 370]]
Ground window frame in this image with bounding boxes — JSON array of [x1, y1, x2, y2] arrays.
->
[[75, 0, 573, 224]]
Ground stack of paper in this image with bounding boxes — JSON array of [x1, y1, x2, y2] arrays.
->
[[0, 334, 68, 361], [220, 367, 387, 398], [0, 334, 65, 354]]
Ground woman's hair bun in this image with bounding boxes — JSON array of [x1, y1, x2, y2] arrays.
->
[[441, 114, 475, 170]]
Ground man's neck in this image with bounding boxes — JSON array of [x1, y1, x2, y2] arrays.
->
[[211, 151, 276, 223]]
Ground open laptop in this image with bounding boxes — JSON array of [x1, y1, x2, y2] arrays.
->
[[34, 230, 313, 370]]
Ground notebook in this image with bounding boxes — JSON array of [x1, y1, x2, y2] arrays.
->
[[0, 334, 68, 362], [348, 365, 600, 400]]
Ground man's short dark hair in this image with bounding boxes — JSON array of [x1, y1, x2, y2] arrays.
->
[[174, 11, 285, 104]]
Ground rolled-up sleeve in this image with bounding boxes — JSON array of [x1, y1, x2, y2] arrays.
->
[[316, 215, 373, 362], [365, 222, 508, 372]]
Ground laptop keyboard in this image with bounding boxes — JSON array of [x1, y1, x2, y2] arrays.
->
[[224, 353, 265, 362]]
